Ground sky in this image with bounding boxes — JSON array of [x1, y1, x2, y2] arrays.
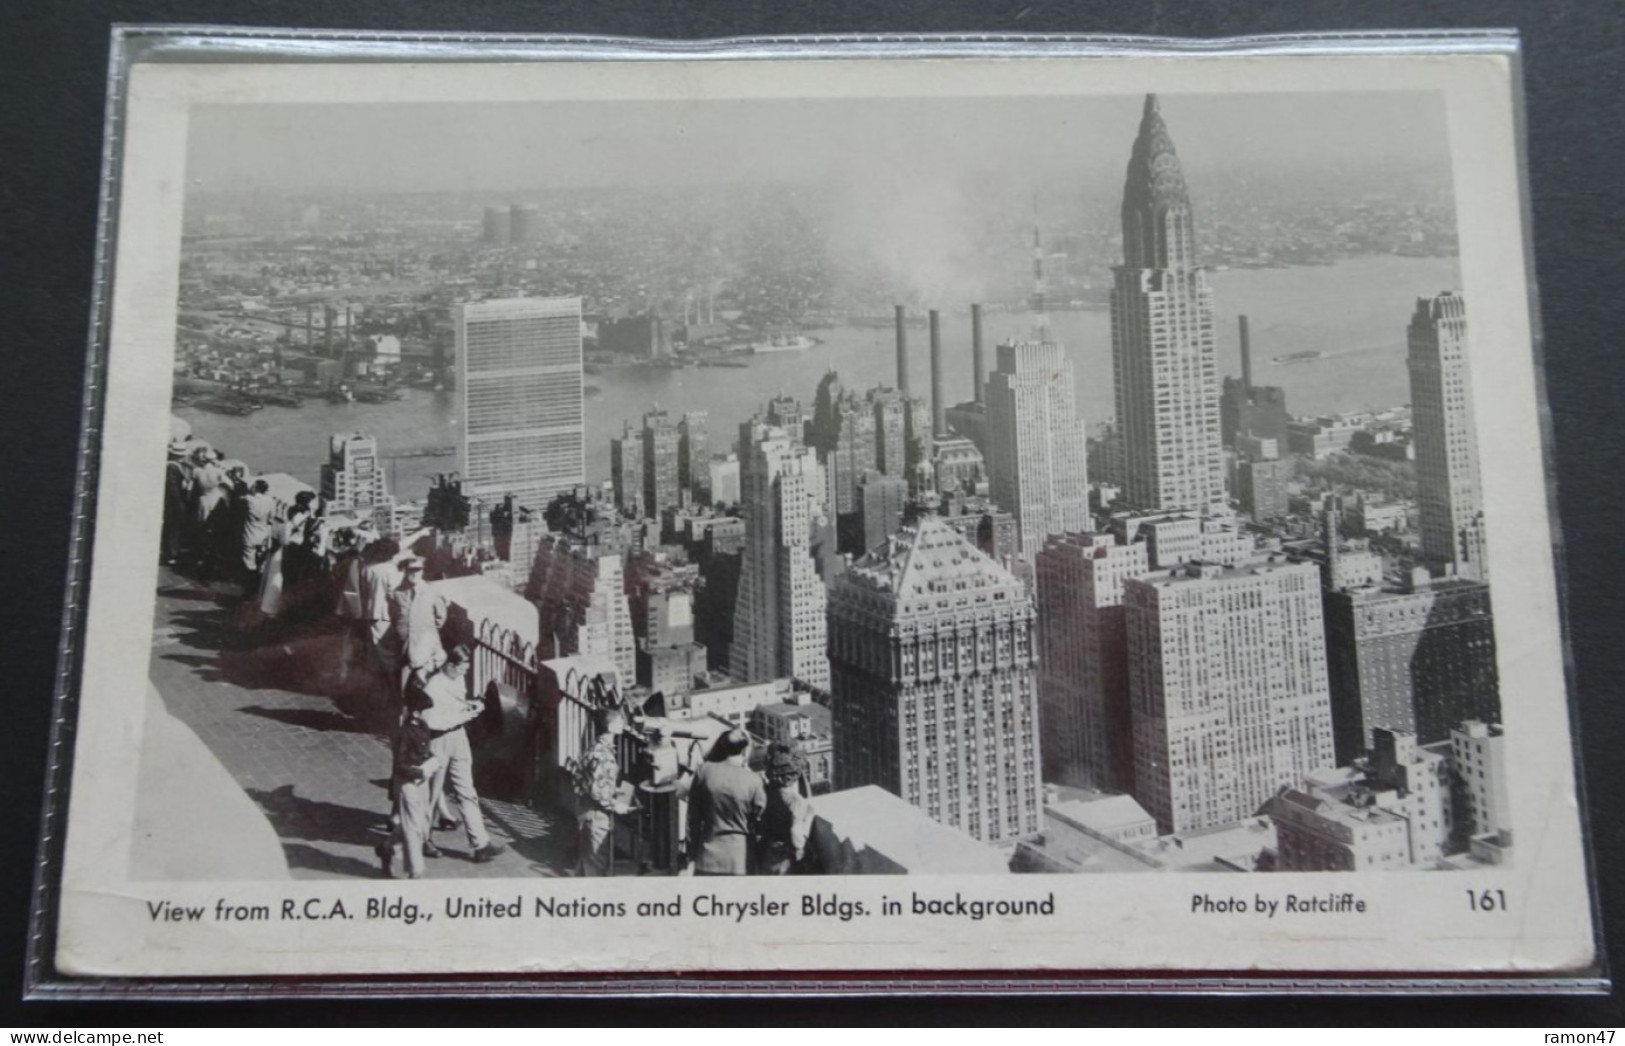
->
[[184, 90, 1453, 197]]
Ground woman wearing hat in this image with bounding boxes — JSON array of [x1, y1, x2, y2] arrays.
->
[[684, 729, 766, 876], [756, 742, 813, 875]]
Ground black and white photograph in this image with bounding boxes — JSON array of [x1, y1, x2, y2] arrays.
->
[[43, 39, 1597, 983]]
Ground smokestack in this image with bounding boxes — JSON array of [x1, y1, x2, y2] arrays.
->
[[894, 305, 909, 395], [1323, 493, 1341, 589], [1031, 199, 1048, 340], [1239, 314, 1253, 391], [929, 309, 946, 437], [971, 303, 985, 405]]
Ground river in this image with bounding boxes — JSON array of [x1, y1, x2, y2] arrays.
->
[[175, 253, 1459, 501]]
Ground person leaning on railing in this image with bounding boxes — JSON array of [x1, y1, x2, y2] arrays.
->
[[572, 707, 632, 876]]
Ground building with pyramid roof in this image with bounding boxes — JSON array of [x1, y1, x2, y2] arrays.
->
[[828, 516, 1041, 845]]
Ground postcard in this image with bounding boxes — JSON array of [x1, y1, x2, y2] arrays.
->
[[34, 31, 1602, 992]]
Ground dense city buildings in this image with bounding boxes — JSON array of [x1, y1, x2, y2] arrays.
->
[[161, 92, 1513, 881], [1110, 511, 1252, 571], [626, 548, 708, 698], [527, 492, 637, 683], [1408, 292, 1488, 581], [808, 371, 878, 518], [984, 340, 1091, 559], [829, 517, 1042, 845], [1034, 532, 1150, 793], [1322, 568, 1499, 764], [455, 296, 585, 510], [1269, 728, 1453, 871], [807, 372, 931, 552], [1111, 95, 1225, 514], [730, 422, 832, 688], [1126, 556, 1335, 833]]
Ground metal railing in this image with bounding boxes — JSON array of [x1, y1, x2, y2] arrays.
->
[[468, 620, 639, 808]]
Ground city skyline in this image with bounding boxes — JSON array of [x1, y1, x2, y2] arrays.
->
[[155, 86, 1507, 879]]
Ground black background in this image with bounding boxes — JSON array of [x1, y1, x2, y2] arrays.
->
[[3, 0, 1622, 1028]]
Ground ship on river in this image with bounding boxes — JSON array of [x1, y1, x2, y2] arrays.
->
[[254, 390, 304, 408], [192, 396, 261, 417], [746, 333, 820, 353]]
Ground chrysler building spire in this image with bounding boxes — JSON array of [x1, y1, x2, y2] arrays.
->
[[1121, 92, 1196, 272]]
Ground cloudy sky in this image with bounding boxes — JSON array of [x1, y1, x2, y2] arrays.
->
[[185, 90, 1452, 196]]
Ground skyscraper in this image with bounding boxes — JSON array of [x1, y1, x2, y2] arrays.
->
[[627, 548, 708, 699], [509, 203, 540, 245], [455, 297, 585, 510], [609, 421, 644, 520], [1111, 94, 1224, 514], [870, 386, 910, 480], [1034, 532, 1149, 793], [730, 425, 831, 688], [807, 371, 876, 517], [1126, 557, 1335, 833], [640, 408, 682, 520], [679, 411, 710, 504], [528, 491, 637, 685], [1323, 571, 1499, 764], [1408, 292, 1488, 581], [481, 206, 510, 246], [984, 340, 1091, 558], [829, 517, 1042, 844], [320, 432, 395, 534]]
